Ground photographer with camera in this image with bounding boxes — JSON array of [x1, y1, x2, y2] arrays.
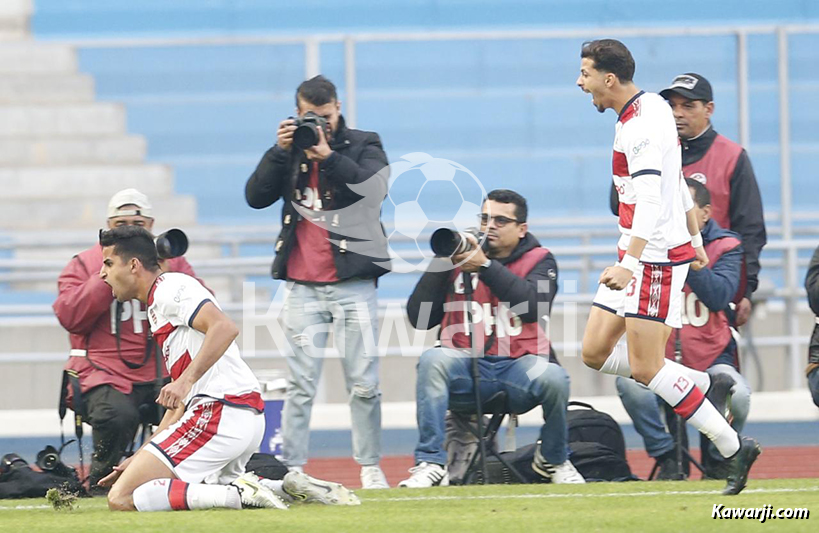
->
[[245, 75, 390, 488], [52, 189, 204, 492], [399, 189, 584, 487]]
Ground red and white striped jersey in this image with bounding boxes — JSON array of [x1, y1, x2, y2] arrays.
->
[[147, 272, 263, 412], [612, 91, 694, 265]]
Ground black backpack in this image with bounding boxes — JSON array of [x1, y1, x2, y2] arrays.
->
[[567, 401, 637, 481]]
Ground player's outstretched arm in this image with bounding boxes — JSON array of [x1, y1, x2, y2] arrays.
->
[[156, 303, 239, 409]]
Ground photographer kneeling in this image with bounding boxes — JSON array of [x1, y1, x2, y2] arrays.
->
[[399, 189, 584, 487]]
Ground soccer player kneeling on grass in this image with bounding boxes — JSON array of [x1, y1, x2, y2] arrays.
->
[[575, 39, 760, 495], [98, 226, 358, 511]]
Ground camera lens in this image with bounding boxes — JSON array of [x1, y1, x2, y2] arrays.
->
[[293, 122, 319, 150], [430, 228, 470, 257], [155, 229, 188, 260], [39, 453, 58, 471]]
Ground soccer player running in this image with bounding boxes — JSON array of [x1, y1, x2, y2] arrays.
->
[[97, 226, 357, 511], [575, 39, 760, 495]]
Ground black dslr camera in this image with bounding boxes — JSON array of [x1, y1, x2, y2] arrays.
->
[[430, 228, 484, 257], [292, 111, 330, 150]]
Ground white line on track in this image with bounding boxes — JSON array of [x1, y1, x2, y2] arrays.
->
[[372, 486, 819, 502]]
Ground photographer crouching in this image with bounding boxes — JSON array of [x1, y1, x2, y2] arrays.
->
[[399, 189, 584, 487], [245, 75, 391, 488], [52, 189, 205, 492]]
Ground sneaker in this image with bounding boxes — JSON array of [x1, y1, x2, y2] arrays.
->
[[723, 436, 762, 496], [360, 465, 389, 489], [231, 472, 289, 510], [532, 441, 586, 484], [656, 455, 685, 481], [283, 471, 361, 506], [397, 462, 450, 488], [706, 373, 736, 420]]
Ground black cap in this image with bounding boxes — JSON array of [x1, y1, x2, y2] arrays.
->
[[660, 73, 713, 102]]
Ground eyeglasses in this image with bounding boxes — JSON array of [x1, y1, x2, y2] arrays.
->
[[478, 214, 521, 228]]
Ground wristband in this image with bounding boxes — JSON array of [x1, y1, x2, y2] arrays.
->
[[620, 254, 640, 273], [691, 233, 703, 248]]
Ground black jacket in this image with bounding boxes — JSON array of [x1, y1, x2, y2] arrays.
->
[[806, 245, 819, 367], [609, 126, 767, 299], [245, 115, 390, 281], [406, 233, 558, 329]]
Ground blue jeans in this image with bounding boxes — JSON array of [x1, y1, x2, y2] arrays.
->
[[281, 279, 381, 467], [616, 364, 751, 460], [414, 347, 571, 466], [809, 367, 819, 408]]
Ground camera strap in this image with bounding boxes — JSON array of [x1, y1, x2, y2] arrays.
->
[[114, 301, 155, 370], [58, 369, 86, 483]]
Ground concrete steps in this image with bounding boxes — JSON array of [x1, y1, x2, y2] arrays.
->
[[0, 136, 146, 166], [0, 164, 174, 199], [0, 103, 126, 137], [0, 41, 77, 73], [0, 74, 95, 104], [0, 0, 31, 41], [0, 194, 197, 230]]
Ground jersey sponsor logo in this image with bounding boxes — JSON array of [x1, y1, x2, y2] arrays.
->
[[632, 138, 650, 155], [173, 284, 186, 303]]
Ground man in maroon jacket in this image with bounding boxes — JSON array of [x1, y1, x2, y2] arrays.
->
[[53, 189, 201, 491]]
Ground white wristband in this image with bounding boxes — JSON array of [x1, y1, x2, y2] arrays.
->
[[691, 233, 703, 248], [620, 254, 640, 273]]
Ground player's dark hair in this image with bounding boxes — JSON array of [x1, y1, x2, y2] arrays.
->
[[296, 75, 338, 107], [685, 177, 711, 208], [486, 189, 528, 223], [581, 39, 636, 83], [99, 225, 160, 271]]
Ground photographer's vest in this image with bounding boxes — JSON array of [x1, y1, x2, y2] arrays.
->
[[440, 248, 551, 358], [664, 234, 741, 371], [683, 134, 746, 300]]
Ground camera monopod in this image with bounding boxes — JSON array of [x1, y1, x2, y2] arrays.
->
[[461, 270, 490, 484]]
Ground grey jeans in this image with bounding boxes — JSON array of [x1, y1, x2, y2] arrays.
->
[[280, 279, 381, 467]]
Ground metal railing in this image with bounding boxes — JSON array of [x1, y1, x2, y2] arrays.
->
[[15, 23, 819, 390]]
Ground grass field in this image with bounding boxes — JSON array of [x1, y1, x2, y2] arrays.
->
[[1, 479, 817, 532]]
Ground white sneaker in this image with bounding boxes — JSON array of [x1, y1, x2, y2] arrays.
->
[[231, 472, 290, 509], [283, 470, 361, 505], [288, 465, 304, 474], [532, 442, 586, 484], [360, 465, 389, 489], [397, 462, 450, 488]]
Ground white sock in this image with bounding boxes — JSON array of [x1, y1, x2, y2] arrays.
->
[[599, 342, 631, 377], [259, 478, 293, 503], [647, 364, 740, 458], [600, 341, 712, 393], [133, 479, 242, 512], [664, 358, 711, 393]]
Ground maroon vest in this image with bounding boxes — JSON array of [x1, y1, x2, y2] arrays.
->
[[682, 134, 742, 229], [665, 235, 741, 371], [440, 248, 551, 358]]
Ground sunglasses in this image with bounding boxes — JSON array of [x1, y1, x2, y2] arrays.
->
[[478, 214, 521, 228]]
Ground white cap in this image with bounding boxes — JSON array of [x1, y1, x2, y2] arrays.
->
[[107, 188, 153, 219]]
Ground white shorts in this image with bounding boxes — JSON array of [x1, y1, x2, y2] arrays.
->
[[593, 262, 689, 328], [147, 400, 264, 485]]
